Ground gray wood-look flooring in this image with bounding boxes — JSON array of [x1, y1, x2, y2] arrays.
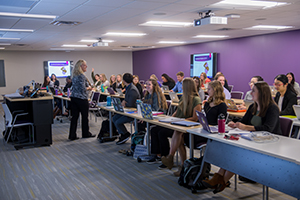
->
[[0, 108, 295, 200]]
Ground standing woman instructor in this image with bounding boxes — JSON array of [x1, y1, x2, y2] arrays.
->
[[69, 59, 95, 140]]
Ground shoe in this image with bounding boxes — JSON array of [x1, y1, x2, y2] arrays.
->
[[116, 132, 131, 145], [146, 156, 161, 164], [158, 164, 167, 170], [82, 133, 96, 138], [173, 165, 182, 177], [161, 154, 174, 169], [202, 173, 227, 193], [69, 137, 79, 141]]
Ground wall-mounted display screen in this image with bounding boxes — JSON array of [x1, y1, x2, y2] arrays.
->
[[44, 61, 73, 78], [190, 53, 217, 78]]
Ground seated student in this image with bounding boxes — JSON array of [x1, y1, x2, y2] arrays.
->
[[237, 75, 264, 109], [112, 74, 125, 92], [109, 74, 116, 87], [100, 73, 110, 90], [203, 81, 281, 194], [42, 76, 51, 87], [274, 74, 297, 116], [91, 68, 101, 88], [51, 73, 59, 88], [150, 74, 162, 87], [215, 72, 230, 91], [113, 73, 140, 145], [63, 76, 72, 92], [161, 73, 175, 90], [161, 78, 203, 175], [200, 72, 211, 89], [214, 73, 231, 99], [193, 76, 205, 102], [170, 71, 184, 93], [286, 72, 300, 95], [133, 75, 144, 99]]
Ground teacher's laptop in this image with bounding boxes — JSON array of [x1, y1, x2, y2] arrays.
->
[[111, 97, 124, 112], [293, 105, 300, 120], [107, 87, 116, 95], [161, 85, 169, 93], [116, 88, 124, 96], [169, 92, 179, 103], [195, 110, 218, 133]]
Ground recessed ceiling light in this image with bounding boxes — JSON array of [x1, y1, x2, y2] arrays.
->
[[193, 35, 228, 38], [0, 12, 57, 19], [140, 21, 193, 27], [105, 32, 146, 37], [0, 43, 11, 45], [158, 41, 185, 44], [212, 0, 288, 9], [0, 37, 20, 40], [0, 47, 5, 49], [245, 25, 293, 30], [80, 39, 114, 43], [0, 28, 34, 32], [62, 44, 90, 47]]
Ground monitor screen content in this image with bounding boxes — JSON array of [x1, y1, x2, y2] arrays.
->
[[47, 61, 71, 78], [190, 53, 217, 78]]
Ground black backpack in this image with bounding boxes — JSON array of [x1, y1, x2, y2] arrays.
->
[[178, 157, 211, 191], [97, 119, 118, 143]]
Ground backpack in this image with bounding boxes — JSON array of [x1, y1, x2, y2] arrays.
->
[[129, 131, 146, 154], [178, 157, 211, 191], [97, 119, 118, 143]]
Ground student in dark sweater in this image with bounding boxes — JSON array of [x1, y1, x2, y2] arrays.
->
[[113, 73, 140, 145], [202, 81, 281, 194], [133, 75, 144, 99], [161, 73, 175, 90], [273, 74, 297, 116]]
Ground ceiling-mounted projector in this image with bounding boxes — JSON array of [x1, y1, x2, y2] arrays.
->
[[92, 38, 108, 47], [193, 10, 227, 26]]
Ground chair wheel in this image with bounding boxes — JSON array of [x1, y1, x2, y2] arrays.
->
[[137, 157, 142, 162]]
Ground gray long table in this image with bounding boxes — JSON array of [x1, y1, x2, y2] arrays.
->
[[187, 127, 300, 199]]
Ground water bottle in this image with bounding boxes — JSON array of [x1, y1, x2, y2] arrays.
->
[[218, 113, 226, 134], [46, 86, 49, 92], [67, 88, 70, 98], [107, 96, 111, 106], [137, 100, 142, 116], [55, 89, 58, 95]]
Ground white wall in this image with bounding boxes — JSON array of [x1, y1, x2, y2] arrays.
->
[[0, 51, 132, 99]]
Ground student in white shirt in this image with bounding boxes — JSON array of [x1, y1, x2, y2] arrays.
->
[[214, 73, 231, 99]]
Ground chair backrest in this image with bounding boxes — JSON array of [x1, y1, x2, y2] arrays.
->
[[231, 91, 244, 99], [228, 85, 234, 92], [279, 117, 293, 137], [1, 103, 12, 126], [92, 92, 101, 103]]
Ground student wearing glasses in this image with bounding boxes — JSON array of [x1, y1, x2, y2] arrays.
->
[[203, 81, 281, 194], [274, 74, 297, 116]]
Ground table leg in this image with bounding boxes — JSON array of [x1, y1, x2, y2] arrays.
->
[[189, 133, 194, 158]]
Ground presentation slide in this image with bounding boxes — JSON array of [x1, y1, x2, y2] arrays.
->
[[191, 53, 214, 78], [48, 61, 71, 78]]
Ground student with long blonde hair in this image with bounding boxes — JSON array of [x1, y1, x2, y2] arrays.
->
[[109, 74, 116, 87]]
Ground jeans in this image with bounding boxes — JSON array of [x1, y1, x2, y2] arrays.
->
[[112, 114, 133, 135]]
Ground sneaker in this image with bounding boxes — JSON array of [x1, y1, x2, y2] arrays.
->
[[116, 132, 131, 145], [146, 156, 161, 164], [158, 164, 167, 169]]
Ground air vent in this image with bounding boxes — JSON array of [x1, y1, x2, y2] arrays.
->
[[14, 44, 27, 46], [50, 21, 81, 26], [120, 45, 153, 49], [216, 28, 236, 31]]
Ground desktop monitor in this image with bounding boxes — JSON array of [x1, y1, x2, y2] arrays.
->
[[190, 52, 217, 79]]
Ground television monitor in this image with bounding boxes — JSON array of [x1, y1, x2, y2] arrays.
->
[[44, 61, 73, 78], [190, 53, 217, 79]]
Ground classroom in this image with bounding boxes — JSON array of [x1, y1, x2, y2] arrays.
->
[[1, 0, 300, 199]]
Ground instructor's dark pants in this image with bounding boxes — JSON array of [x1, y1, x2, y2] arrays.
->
[[69, 97, 89, 139]]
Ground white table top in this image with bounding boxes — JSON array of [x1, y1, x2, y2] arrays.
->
[[188, 127, 300, 164]]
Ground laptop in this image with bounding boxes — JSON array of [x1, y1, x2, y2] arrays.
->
[[161, 85, 169, 93], [107, 87, 116, 95], [141, 103, 153, 120], [116, 88, 124, 96], [225, 99, 246, 112], [169, 92, 179, 103], [196, 110, 218, 133], [111, 97, 124, 112], [293, 105, 300, 120]]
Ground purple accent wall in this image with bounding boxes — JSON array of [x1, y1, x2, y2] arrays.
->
[[133, 29, 300, 94]]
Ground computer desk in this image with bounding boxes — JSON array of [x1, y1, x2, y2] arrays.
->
[[3, 95, 53, 149], [187, 127, 300, 199]]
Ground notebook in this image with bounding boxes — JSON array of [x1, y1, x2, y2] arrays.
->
[[141, 103, 153, 120], [111, 97, 124, 112], [169, 92, 179, 103], [158, 116, 185, 123], [107, 87, 116, 95], [196, 110, 218, 133], [293, 105, 300, 120], [171, 120, 200, 127], [116, 88, 124, 96], [225, 99, 246, 112], [161, 85, 169, 93]]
